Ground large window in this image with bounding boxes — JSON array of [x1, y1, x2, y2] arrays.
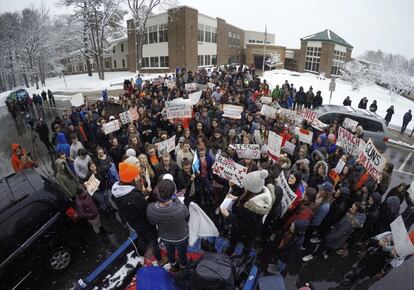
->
[[159, 23, 168, 42], [160, 56, 169, 68], [198, 55, 204, 66], [205, 25, 212, 42], [198, 24, 204, 42], [148, 25, 158, 44], [212, 27, 217, 43], [113, 60, 117, 69], [122, 59, 125, 68], [150, 56, 159, 67], [211, 55, 217, 65], [228, 32, 240, 48], [205, 55, 211, 66], [121, 43, 124, 52], [142, 57, 149, 68], [331, 50, 346, 76], [305, 46, 321, 73], [105, 60, 111, 69], [143, 27, 148, 44]]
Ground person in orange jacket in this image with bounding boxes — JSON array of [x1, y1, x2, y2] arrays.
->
[[10, 143, 36, 172]]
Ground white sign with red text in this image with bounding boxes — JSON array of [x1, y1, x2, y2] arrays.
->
[[358, 138, 387, 182]]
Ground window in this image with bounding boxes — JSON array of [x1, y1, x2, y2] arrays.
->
[[198, 55, 204, 66], [122, 59, 125, 68], [148, 25, 158, 44], [160, 56, 169, 68], [159, 23, 168, 42], [331, 50, 346, 76], [205, 25, 212, 42], [105, 61, 111, 69], [228, 55, 238, 64], [143, 27, 148, 44], [142, 57, 149, 68], [205, 55, 211, 65], [211, 55, 217, 65], [212, 27, 217, 43], [228, 32, 240, 48], [113, 60, 117, 69], [121, 43, 124, 52], [112, 47, 115, 54], [150, 56, 159, 67], [248, 40, 256, 43], [305, 46, 321, 73], [198, 24, 204, 42]]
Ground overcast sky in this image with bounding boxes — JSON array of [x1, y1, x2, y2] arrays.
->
[[1, 0, 413, 59]]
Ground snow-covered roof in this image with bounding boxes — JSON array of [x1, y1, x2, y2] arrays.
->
[[301, 29, 353, 49]]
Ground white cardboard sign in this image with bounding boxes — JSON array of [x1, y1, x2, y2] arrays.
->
[[268, 131, 283, 159], [337, 127, 363, 158], [212, 155, 248, 187], [260, 96, 272, 104], [391, 216, 414, 257], [260, 104, 277, 119], [102, 120, 120, 135], [165, 98, 192, 119], [156, 135, 176, 156], [358, 138, 387, 182], [300, 108, 319, 123], [222, 104, 244, 119], [84, 173, 100, 196], [343, 118, 358, 132], [185, 83, 197, 91], [276, 173, 297, 216], [189, 91, 202, 105], [119, 110, 132, 125], [234, 144, 261, 159], [282, 140, 296, 156], [294, 127, 313, 145]]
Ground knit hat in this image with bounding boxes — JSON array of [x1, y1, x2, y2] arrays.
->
[[126, 148, 136, 157], [119, 162, 139, 183], [318, 181, 334, 192], [242, 170, 268, 193], [163, 173, 174, 181]]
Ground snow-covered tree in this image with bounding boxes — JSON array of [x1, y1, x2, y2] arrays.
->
[[340, 60, 368, 91]]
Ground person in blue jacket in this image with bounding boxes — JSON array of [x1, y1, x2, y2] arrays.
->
[[55, 132, 71, 157]]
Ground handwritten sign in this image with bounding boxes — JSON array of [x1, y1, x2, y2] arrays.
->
[[129, 107, 139, 121], [212, 155, 248, 187], [335, 159, 346, 174], [278, 108, 301, 125], [337, 127, 363, 158], [167, 81, 176, 89], [234, 144, 261, 159], [260, 96, 272, 104], [260, 104, 277, 119], [391, 216, 414, 257], [222, 104, 243, 119], [102, 120, 120, 135], [276, 173, 297, 216], [358, 138, 387, 182], [156, 135, 176, 156], [207, 83, 215, 90], [84, 173, 100, 196], [282, 140, 296, 156], [294, 127, 313, 145], [189, 91, 202, 106], [185, 83, 197, 91], [300, 108, 319, 123], [268, 131, 283, 160], [119, 110, 132, 125], [343, 118, 358, 132], [165, 98, 192, 119]]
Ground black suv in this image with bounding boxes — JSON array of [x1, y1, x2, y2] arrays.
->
[[0, 169, 85, 290]]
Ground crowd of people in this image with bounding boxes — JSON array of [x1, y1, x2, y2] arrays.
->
[[9, 65, 414, 287]]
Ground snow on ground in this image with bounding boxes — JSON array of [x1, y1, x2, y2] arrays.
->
[[263, 69, 414, 128], [0, 71, 171, 106]]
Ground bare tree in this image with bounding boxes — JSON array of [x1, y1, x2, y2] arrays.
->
[[127, 0, 176, 72]]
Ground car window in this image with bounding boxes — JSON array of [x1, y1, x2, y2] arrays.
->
[[351, 116, 383, 133], [319, 113, 346, 125]]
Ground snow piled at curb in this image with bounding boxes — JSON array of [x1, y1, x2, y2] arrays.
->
[[388, 139, 414, 150]]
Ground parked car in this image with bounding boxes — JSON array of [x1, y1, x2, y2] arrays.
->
[[5, 89, 29, 104], [0, 169, 86, 290], [313, 105, 390, 151]]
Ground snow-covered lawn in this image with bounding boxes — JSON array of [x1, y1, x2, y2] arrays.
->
[[263, 69, 414, 128], [0, 71, 171, 106]]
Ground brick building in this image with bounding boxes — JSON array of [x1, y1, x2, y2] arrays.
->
[[127, 6, 276, 73]]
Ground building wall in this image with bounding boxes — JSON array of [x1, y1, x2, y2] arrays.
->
[[216, 18, 244, 65], [296, 41, 307, 73], [320, 42, 335, 76], [197, 13, 217, 63], [111, 39, 129, 70], [244, 30, 275, 48], [127, 19, 136, 72], [168, 6, 198, 71], [285, 49, 300, 71], [245, 44, 285, 69]]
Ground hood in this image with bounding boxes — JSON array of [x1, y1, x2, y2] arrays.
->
[[279, 156, 292, 170], [311, 149, 325, 162], [294, 219, 310, 235], [314, 161, 328, 177], [386, 196, 400, 214], [55, 158, 68, 173], [370, 192, 382, 207], [111, 182, 135, 198], [56, 133, 68, 144], [339, 186, 351, 199], [364, 181, 376, 193], [244, 186, 275, 215], [348, 212, 366, 228], [12, 143, 20, 152]]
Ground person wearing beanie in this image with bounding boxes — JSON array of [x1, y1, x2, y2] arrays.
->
[[221, 169, 275, 251], [147, 179, 189, 271], [126, 148, 136, 157], [111, 162, 162, 264]]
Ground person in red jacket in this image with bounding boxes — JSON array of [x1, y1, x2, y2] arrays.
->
[[10, 143, 36, 172], [75, 187, 104, 234]]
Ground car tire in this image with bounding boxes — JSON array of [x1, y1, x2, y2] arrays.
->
[[47, 246, 72, 271]]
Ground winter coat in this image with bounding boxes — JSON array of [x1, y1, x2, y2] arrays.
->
[[343, 98, 352, 106], [55, 133, 70, 157], [369, 103, 378, 113], [358, 99, 368, 109], [296, 91, 306, 105], [403, 111, 412, 125], [55, 159, 79, 198], [35, 122, 50, 141], [324, 211, 366, 249], [313, 94, 323, 108], [278, 219, 310, 264], [76, 194, 99, 220], [74, 155, 91, 180], [311, 201, 331, 227], [154, 161, 181, 182], [306, 90, 314, 105], [385, 107, 394, 122], [374, 196, 400, 234]]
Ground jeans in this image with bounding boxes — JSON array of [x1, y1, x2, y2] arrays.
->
[[162, 238, 188, 267]]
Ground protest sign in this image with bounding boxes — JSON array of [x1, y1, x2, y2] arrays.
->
[[119, 110, 132, 125], [260, 96, 272, 104], [222, 104, 243, 119], [212, 155, 248, 187], [129, 107, 139, 121], [282, 140, 296, 156], [185, 83, 197, 91], [294, 127, 313, 145], [278, 108, 302, 125], [337, 127, 363, 158], [167, 81, 176, 89], [391, 216, 414, 257], [189, 90, 202, 105], [300, 108, 319, 123], [329, 169, 341, 186], [276, 173, 297, 216], [102, 120, 120, 135], [254, 130, 262, 145], [335, 159, 346, 174], [84, 174, 100, 196], [234, 144, 261, 159], [156, 135, 176, 156], [343, 118, 358, 132], [358, 139, 387, 182], [165, 98, 192, 119], [69, 93, 84, 107], [220, 197, 235, 210], [268, 131, 282, 159], [207, 83, 215, 90], [260, 104, 277, 119]]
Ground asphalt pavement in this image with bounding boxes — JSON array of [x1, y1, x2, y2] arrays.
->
[[0, 98, 413, 290]]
